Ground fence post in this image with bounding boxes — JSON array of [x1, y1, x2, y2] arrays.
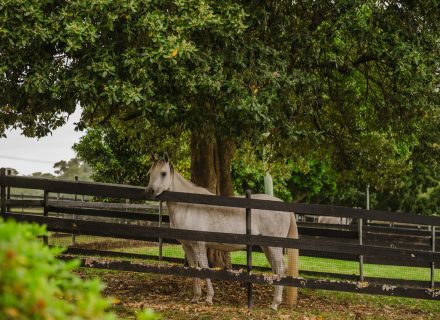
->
[[358, 217, 364, 281], [245, 190, 253, 310], [362, 183, 369, 273], [72, 176, 78, 245], [431, 226, 436, 289], [158, 201, 163, 261], [6, 169, 11, 213], [43, 190, 49, 245], [1, 168, 6, 216]]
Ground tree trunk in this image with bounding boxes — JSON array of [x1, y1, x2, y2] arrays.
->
[[216, 137, 236, 197], [190, 132, 236, 269], [190, 132, 217, 193]]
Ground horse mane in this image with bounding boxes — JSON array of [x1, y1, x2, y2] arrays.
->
[[172, 169, 214, 195]]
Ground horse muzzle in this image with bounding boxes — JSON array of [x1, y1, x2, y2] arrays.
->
[[145, 186, 155, 199]]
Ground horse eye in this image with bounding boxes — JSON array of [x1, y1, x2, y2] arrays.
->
[[160, 172, 167, 178]]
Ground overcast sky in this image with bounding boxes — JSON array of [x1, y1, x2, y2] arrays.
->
[[0, 109, 84, 175]]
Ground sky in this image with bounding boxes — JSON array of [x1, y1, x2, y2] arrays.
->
[[0, 109, 84, 175]]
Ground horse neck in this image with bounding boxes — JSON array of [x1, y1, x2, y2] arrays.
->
[[166, 171, 212, 219], [170, 171, 213, 195]]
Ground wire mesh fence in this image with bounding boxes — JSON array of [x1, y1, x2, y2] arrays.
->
[[1, 170, 439, 305], [11, 193, 436, 288]]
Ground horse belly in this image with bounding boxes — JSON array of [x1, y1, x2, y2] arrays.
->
[[206, 242, 246, 251]]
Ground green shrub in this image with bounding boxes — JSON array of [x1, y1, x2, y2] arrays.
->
[[0, 219, 159, 320]]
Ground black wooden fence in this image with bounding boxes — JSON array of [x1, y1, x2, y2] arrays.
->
[[1, 168, 439, 307]]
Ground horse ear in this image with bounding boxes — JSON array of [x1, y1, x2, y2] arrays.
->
[[163, 152, 169, 163], [151, 153, 158, 162]]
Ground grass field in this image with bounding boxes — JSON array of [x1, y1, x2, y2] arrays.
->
[[116, 243, 439, 283], [47, 234, 439, 283]]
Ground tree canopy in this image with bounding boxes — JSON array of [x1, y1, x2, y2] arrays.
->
[[1, 0, 439, 195]]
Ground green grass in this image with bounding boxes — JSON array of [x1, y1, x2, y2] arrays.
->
[[49, 231, 440, 283], [50, 236, 439, 284], [114, 244, 439, 284]]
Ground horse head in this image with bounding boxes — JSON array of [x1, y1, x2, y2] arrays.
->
[[145, 153, 174, 197]]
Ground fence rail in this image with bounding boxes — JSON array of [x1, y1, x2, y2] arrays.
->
[[1, 171, 439, 305], [2, 174, 440, 225], [60, 246, 435, 289], [57, 255, 440, 300], [4, 213, 439, 268]]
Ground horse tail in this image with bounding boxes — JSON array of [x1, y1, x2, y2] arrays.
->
[[286, 212, 299, 306]]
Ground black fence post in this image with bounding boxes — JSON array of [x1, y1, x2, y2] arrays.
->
[[245, 190, 253, 310], [431, 226, 436, 289], [0, 168, 6, 216], [6, 169, 11, 213], [72, 176, 78, 245], [159, 201, 163, 261], [43, 190, 49, 245]]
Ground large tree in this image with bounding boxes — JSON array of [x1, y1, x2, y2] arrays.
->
[[1, 0, 439, 188], [2, 0, 440, 266]]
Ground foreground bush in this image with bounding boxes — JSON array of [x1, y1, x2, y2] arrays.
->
[[0, 219, 159, 320]]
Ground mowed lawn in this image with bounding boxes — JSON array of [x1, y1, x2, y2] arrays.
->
[[115, 244, 439, 283], [48, 233, 438, 283]]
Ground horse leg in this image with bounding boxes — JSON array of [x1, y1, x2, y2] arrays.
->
[[182, 243, 202, 303], [261, 246, 273, 267], [263, 246, 285, 310], [192, 243, 214, 305]]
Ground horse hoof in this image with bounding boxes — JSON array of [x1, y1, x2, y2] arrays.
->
[[205, 297, 213, 305], [270, 304, 279, 311], [191, 298, 200, 304]]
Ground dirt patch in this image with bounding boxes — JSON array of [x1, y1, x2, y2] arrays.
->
[[76, 269, 440, 320]]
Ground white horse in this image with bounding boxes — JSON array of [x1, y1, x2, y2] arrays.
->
[[146, 158, 299, 310]]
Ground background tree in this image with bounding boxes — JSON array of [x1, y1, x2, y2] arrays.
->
[[30, 172, 56, 179], [3, 168, 19, 176], [73, 127, 190, 185], [53, 157, 92, 181]]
